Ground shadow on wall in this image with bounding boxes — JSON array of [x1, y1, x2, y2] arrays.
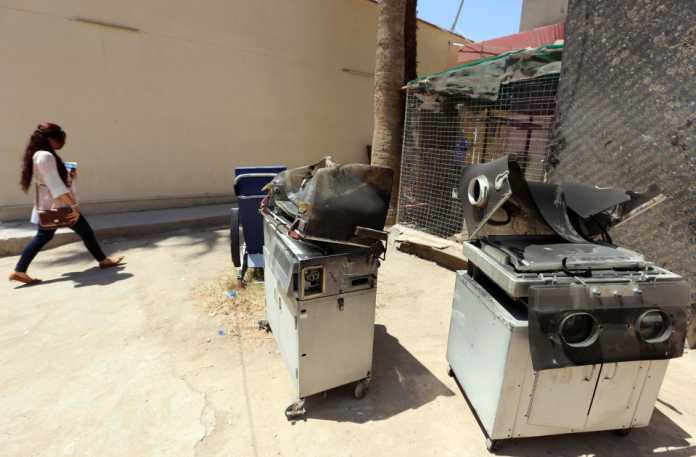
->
[[305, 324, 454, 423]]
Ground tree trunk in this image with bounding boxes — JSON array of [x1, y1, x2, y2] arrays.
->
[[404, 0, 418, 85], [371, 0, 407, 225]]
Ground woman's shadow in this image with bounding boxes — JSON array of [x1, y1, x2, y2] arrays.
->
[[15, 265, 132, 289]]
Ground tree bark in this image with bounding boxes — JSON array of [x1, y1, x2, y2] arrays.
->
[[404, 0, 418, 85], [371, 0, 407, 225]]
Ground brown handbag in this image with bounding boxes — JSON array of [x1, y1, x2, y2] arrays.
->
[[36, 184, 76, 229]]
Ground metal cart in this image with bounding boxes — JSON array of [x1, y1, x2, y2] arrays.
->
[[447, 240, 689, 451], [447, 155, 690, 451], [262, 212, 380, 418]]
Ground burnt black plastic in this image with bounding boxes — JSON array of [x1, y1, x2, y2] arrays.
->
[[527, 281, 690, 370]]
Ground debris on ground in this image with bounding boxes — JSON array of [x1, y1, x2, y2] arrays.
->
[[194, 270, 270, 341]]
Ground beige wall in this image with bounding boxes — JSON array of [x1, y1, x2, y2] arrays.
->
[[519, 0, 568, 31], [0, 0, 463, 220]]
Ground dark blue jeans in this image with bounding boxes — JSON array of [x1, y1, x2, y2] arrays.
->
[[15, 215, 106, 273]]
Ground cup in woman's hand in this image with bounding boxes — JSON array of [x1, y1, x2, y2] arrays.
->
[[65, 162, 78, 180]]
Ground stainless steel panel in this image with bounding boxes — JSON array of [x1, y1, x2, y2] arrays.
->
[[628, 360, 669, 428], [585, 361, 647, 429], [526, 365, 600, 429], [263, 256, 299, 393], [463, 241, 682, 298], [520, 243, 645, 271], [263, 216, 378, 402], [297, 254, 378, 300], [263, 212, 379, 301], [297, 289, 376, 398], [447, 272, 526, 436], [447, 270, 673, 440]]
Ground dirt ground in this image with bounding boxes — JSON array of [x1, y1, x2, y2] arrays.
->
[[1, 228, 694, 457]]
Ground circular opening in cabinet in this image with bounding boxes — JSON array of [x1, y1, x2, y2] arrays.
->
[[636, 309, 672, 344], [559, 312, 601, 348], [467, 175, 490, 208]]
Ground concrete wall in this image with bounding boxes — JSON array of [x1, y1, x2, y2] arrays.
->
[[0, 0, 463, 220], [519, 0, 567, 31], [549, 0, 696, 302]]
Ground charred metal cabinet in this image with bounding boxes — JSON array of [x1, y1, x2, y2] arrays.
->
[[262, 215, 378, 417], [447, 272, 669, 443]]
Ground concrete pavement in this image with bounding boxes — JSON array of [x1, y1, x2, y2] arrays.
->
[[1, 229, 694, 457], [0, 204, 230, 257]]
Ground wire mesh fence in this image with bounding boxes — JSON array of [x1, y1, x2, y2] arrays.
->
[[397, 73, 560, 240]]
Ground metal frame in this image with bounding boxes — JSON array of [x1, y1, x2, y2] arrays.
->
[[462, 241, 682, 298], [447, 271, 671, 449], [262, 213, 378, 418]]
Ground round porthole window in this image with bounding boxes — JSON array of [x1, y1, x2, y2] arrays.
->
[[467, 175, 490, 208], [558, 312, 601, 348], [636, 309, 672, 344]]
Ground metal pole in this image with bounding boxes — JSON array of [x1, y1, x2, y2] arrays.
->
[[450, 0, 465, 31]]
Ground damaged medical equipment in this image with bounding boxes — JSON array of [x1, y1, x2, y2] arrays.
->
[[446, 155, 689, 450], [260, 157, 393, 417]]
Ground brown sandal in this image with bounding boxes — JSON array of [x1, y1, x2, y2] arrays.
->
[[99, 256, 125, 269], [8, 272, 42, 285]]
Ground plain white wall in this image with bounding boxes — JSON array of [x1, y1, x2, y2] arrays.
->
[[0, 0, 463, 217]]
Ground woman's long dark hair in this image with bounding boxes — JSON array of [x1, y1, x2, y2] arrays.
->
[[20, 122, 69, 192]]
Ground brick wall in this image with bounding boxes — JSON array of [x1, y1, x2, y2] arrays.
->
[[549, 0, 696, 304]]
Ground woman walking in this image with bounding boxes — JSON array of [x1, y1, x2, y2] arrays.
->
[[8, 123, 124, 285]]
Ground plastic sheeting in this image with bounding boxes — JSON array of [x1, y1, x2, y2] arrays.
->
[[263, 157, 393, 246]]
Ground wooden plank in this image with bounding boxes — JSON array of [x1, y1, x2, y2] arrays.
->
[[390, 224, 459, 249], [390, 224, 469, 271], [396, 241, 469, 271]]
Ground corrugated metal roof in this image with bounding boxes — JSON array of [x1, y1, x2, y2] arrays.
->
[[458, 22, 564, 63]]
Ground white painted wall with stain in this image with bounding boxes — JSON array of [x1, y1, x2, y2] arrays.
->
[[0, 0, 464, 220]]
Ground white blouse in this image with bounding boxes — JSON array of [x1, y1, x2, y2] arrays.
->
[[30, 150, 75, 224]]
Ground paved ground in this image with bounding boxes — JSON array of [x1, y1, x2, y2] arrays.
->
[[0, 204, 230, 256], [1, 229, 694, 457]]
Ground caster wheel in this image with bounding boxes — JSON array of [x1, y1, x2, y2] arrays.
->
[[257, 320, 271, 333], [354, 380, 368, 400], [485, 438, 500, 452], [285, 399, 306, 419], [613, 428, 632, 437], [448, 366, 455, 378]]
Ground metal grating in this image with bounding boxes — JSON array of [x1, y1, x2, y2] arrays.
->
[[397, 74, 560, 240]]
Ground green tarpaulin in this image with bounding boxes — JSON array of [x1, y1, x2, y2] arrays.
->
[[406, 44, 563, 100]]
